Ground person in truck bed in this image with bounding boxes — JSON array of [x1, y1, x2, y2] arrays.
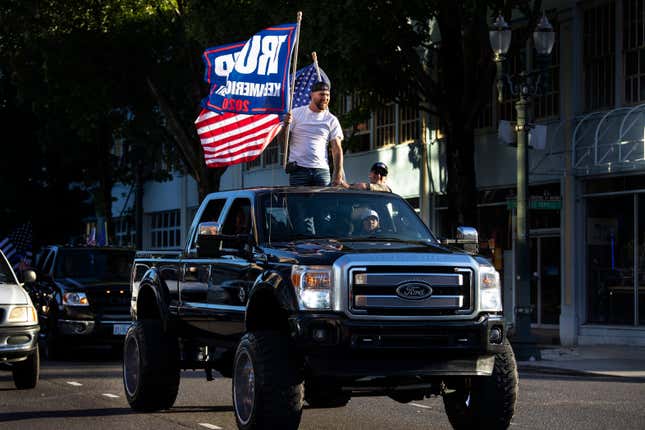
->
[[347, 162, 392, 193]]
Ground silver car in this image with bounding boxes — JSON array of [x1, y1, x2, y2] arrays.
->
[[0, 250, 39, 389]]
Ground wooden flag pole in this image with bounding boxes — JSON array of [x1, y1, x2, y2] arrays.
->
[[312, 51, 321, 81], [283, 11, 303, 169]]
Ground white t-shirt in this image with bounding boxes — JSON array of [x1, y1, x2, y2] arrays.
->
[[288, 105, 344, 169]]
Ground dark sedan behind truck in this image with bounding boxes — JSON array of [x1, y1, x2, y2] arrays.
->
[[25, 246, 134, 358]]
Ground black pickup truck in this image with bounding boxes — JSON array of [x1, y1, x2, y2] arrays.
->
[[27, 246, 134, 358], [123, 187, 517, 430]]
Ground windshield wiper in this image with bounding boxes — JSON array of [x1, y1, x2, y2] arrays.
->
[[340, 236, 436, 246], [270, 234, 340, 242]]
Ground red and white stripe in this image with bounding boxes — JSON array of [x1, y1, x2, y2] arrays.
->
[[195, 109, 282, 168]]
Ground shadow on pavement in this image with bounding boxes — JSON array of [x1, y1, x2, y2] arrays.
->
[[0, 407, 134, 422], [0, 404, 235, 422]]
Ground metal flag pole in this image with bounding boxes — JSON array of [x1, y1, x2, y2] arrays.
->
[[283, 11, 303, 169], [312, 51, 321, 81]]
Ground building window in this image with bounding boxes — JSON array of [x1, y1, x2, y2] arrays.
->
[[113, 216, 135, 247], [345, 93, 371, 153], [263, 136, 281, 166], [375, 103, 396, 147], [584, 1, 616, 111], [623, 0, 645, 104], [586, 195, 634, 325], [150, 209, 181, 249], [245, 153, 263, 170], [399, 106, 420, 145]]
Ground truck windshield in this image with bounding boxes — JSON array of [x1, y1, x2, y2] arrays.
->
[[54, 250, 134, 281], [0, 254, 17, 284], [259, 192, 437, 243]]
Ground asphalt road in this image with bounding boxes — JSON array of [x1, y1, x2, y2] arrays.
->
[[1, 349, 644, 430]]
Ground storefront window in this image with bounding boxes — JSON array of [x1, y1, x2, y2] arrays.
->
[[586, 195, 634, 325]]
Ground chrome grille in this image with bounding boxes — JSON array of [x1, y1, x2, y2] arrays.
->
[[86, 291, 131, 320], [349, 266, 472, 316]]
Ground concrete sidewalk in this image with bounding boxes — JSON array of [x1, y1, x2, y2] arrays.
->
[[517, 344, 645, 379]]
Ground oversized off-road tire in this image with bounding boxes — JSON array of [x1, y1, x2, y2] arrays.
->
[[305, 380, 350, 408], [232, 331, 304, 430], [123, 320, 180, 411], [443, 339, 518, 430], [12, 346, 40, 389]]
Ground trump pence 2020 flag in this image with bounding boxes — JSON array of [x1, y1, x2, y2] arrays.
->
[[204, 23, 297, 115]]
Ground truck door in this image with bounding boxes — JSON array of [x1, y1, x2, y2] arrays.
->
[[179, 197, 227, 337], [207, 198, 257, 344]]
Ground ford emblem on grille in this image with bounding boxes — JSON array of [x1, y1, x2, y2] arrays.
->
[[396, 282, 433, 300]]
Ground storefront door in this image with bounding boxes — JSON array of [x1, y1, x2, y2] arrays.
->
[[530, 233, 561, 326]]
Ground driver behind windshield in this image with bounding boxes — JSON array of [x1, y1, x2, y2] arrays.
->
[[360, 209, 380, 234]]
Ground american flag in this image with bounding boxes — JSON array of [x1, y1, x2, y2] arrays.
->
[[0, 222, 33, 271], [195, 111, 283, 168], [292, 63, 330, 108]]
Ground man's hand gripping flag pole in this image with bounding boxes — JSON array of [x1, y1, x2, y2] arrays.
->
[[283, 11, 303, 169]]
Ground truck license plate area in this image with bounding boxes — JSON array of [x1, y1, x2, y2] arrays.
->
[[113, 324, 130, 335]]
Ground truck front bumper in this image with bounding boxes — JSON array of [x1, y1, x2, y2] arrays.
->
[[0, 324, 39, 362], [289, 313, 505, 377]]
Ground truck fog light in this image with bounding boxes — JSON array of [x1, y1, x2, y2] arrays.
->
[[489, 327, 503, 344]]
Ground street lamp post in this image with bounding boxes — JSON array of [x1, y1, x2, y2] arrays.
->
[[489, 13, 555, 361]]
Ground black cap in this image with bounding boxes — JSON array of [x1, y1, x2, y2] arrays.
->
[[311, 81, 330, 92], [371, 162, 388, 176]]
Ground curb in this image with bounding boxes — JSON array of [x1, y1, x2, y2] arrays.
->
[[517, 363, 645, 381]]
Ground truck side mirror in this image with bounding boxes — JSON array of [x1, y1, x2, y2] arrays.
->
[[441, 226, 479, 255], [196, 222, 223, 258], [22, 269, 37, 284]]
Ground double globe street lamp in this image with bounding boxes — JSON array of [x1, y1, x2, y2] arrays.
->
[[489, 13, 555, 360]]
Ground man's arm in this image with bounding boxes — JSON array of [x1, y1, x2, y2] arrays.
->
[[330, 137, 347, 187], [349, 182, 370, 190]]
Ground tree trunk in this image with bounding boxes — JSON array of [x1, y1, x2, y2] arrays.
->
[[445, 122, 478, 234]]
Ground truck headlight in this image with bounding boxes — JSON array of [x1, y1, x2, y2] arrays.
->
[[291, 265, 333, 310], [7, 305, 38, 323], [63, 292, 90, 306], [479, 267, 502, 312]]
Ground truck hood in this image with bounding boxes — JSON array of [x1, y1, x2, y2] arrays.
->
[[264, 239, 456, 266], [0, 283, 30, 305], [58, 278, 131, 292]]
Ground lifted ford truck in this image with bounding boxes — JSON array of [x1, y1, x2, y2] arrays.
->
[[123, 187, 518, 430]]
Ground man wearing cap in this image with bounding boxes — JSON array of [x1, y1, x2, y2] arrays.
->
[[359, 209, 381, 234], [283, 82, 346, 187], [349, 162, 392, 192]]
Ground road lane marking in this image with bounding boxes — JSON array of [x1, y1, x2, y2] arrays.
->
[[410, 402, 431, 409], [102, 393, 120, 398], [66, 381, 83, 386], [198, 424, 223, 430]]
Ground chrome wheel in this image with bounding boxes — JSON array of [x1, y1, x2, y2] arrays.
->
[[123, 335, 140, 397], [233, 350, 255, 425]]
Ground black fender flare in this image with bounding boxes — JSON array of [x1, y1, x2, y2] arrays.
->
[[245, 269, 298, 332], [136, 267, 171, 330], [251, 269, 298, 312]]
